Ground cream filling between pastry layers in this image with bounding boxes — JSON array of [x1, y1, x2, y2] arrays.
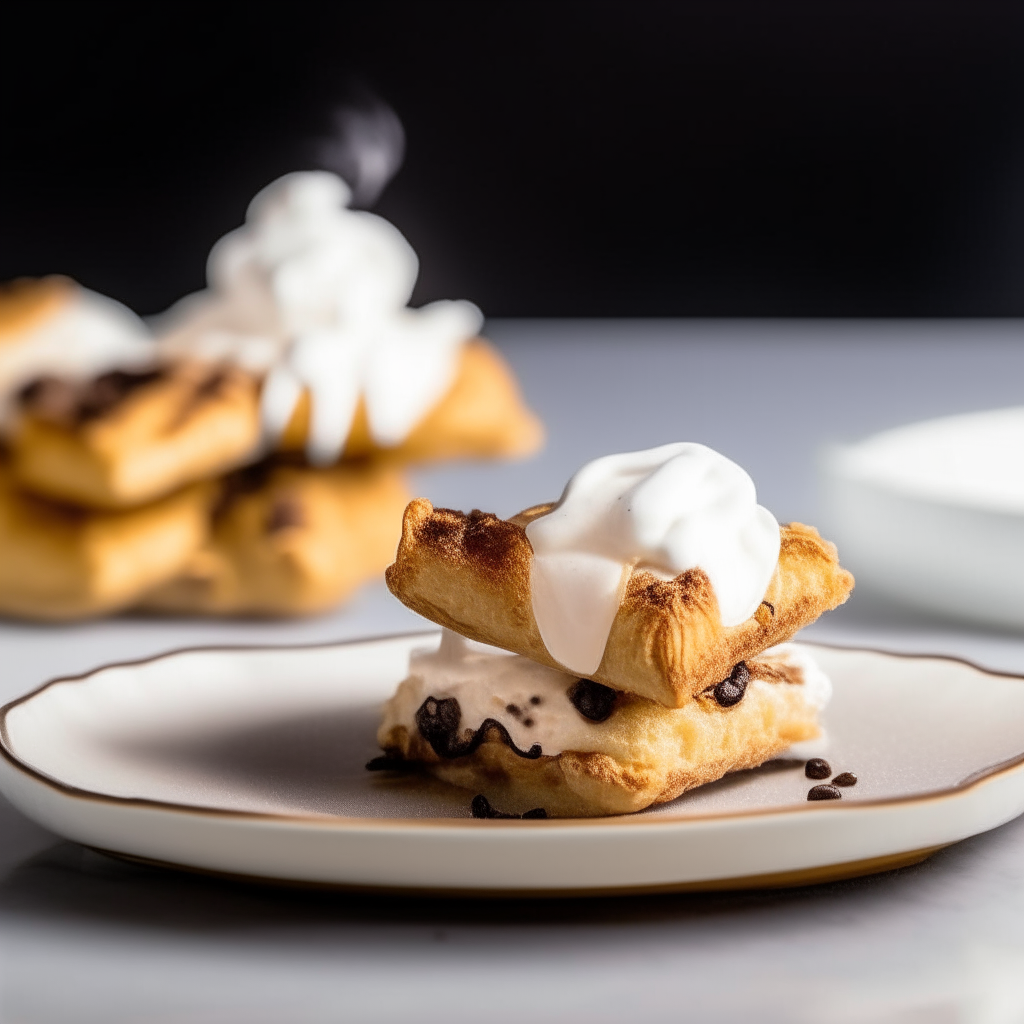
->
[[381, 630, 829, 760], [0, 286, 153, 420], [524, 443, 781, 676]]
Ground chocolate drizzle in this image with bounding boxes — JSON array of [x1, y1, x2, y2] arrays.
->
[[471, 795, 547, 819], [707, 662, 750, 707], [415, 697, 543, 760], [568, 679, 619, 722]]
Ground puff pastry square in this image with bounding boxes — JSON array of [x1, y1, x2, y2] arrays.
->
[[386, 499, 854, 707]]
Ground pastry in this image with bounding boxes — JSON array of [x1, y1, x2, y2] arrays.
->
[[276, 338, 542, 465], [386, 444, 854, 708], [157, 171, 542, 467], [0, 465, 212, 620], [375, 631, 830, 817], [9, 360, 262, 509], [139, 458, 409, 616], [0, 276, 153, 423]]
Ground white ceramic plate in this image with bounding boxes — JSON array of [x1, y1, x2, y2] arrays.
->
[[2, 634, 1024, 896], [821, 408, 1024, 626]]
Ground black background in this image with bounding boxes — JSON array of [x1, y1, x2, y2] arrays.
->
[[4, 2, 1024, 318]]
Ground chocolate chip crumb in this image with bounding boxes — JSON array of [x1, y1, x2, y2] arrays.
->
[[523, 717, 534, 727], [712, 662, 750, 707], [505, 703, 522, 718], [808, 785, 842, 801], [833, 772, 858, 787], [805, 758, 832, 780], [529, 696, 542, 706], [471, 795, 547, 819], [568, 679, 619, 722]]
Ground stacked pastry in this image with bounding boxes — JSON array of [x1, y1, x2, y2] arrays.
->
[[0, 172, 541, 620], [376, 443, 855, 817]]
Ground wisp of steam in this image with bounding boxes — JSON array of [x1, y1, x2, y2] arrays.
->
[[316, 90, 406, 209]]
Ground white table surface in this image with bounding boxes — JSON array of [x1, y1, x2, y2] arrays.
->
[[3, 319, 1024, 1023]]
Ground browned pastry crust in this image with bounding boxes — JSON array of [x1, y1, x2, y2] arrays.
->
[[277, 338, 543, 464], [0, 276, 74, 346], [139, 459, 409, 616], [377, 648, 821, 817], [0, 466, 212, 620], [9, 361, 262, 509], [386, 500, 854, 707]]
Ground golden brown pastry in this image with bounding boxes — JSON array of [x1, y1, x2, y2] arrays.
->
[[375, 634, 827, 817], [0, 276, 73, 345], [277, 339, 543, 465], [140, 459, 409, 616], [386, 500, 854, 708], [9, 361, 262, 509], [0, 467, 212, 620]]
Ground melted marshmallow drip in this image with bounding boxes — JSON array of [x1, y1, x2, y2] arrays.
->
[[0, 287, 153, 418], [386, 631, 829, 759], [525, 443, 781, 676], [157, 170, 483, 463]]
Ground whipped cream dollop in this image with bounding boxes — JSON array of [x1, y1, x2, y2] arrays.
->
[[525, 443, 781, 675], [383, 631, 828, 760], [158, 171, 482, 464], [0, 282, 152, 420]]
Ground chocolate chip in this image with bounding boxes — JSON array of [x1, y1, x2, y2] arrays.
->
[[523, 717, 534, 727], [833, 772, 858, 787], [505, 703, 522, 718], [808, 785, 842, 801], [415, 697, 542, 760], [805, 758, 832, 780], [471, 795, 547, 819], [712, 662, 750, 707], [265, 497, 304, 534], [568, 679, 619, 722], [529, 696, 542, 706]]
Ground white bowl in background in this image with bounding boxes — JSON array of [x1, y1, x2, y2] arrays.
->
[[821, 407, 1024, 628]]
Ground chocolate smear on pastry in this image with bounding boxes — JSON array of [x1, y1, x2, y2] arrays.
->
[[708, 662, 750, 708], [415, 697, 543, 760], [471, 795, 547, 819], [568, 679, 619, 722], [20, 368, 167, 424], [265, 496, 305, 533], [78, 369, 166, 422], [807, 784, 842, 801], [805, 757, 832, 780]]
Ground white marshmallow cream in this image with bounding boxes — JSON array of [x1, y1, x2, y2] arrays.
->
[[525, 443, 781, 676], [159, 171, 483, 464]]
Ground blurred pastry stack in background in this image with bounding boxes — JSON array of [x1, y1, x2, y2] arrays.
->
[[0, 171, 542, 621]]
